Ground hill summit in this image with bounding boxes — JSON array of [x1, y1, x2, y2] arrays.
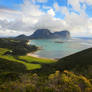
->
[[30, 29, 53, 39], [30, 29, 70, 39], [16, 29, 71, 39]]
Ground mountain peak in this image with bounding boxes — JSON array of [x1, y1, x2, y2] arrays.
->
[[15, 34, 28, 39], [30, 29, 70, 39], [30, 29, 52, 39], [15, 29, 71, 39]]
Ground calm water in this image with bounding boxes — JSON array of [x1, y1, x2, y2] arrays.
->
[[30, 38, 92, 59]]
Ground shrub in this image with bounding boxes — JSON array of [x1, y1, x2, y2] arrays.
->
[[85, 88, 92, 92]]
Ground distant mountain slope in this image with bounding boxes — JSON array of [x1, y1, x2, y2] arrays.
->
[[15, 34, 28, 40], [30, 29, 71, 39], [30, 29, 53, 39], [53, 30, 70, 39], [15, 29, 71, 39]]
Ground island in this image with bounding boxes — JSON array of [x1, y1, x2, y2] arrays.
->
[[15, 29, 71, 40]]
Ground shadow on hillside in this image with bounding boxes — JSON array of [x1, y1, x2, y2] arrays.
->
[[0, 58, 27, 73], [0, 58, 30, 81], [14, 56, 56, 76]]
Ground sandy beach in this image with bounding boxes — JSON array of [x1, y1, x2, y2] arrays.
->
[[27, 53, 56, 60], [27, 53, 40, 58]]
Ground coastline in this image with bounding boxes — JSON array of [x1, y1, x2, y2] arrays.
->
[[27, 40, 45, 58], [27, 40, 58, 60], [27, 53, 56, 60], [27, 53, 40, 58]]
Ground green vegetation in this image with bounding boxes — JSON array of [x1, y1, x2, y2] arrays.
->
[[0, 48, 55, 72], [0, 38, 92, 92], [0, 48, 41, 71], [0, 38, 38, 55], [53, 48, 92, 78], [0, 71, 92, 92], [19, 56, 55, 64]]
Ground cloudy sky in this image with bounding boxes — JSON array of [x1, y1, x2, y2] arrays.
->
[[0, 0, 92, 37]]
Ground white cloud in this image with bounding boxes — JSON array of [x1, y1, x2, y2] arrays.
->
[[85, 0, 92, 5], [68, 0, 81, 12], [47, 9, 55, 16], [42, 6, 51, 9], [36, 0, 48, 3], [0, 0, 43, 36], [53, 0, 92, 37], [68, 0, 92, 12], [35, 14, 66, 32], [61, 7, 69, 16], [0, 0, 92, 37], [53, 2, 60, 11], [0, 9, 21, 21], [32, 0, 48, 3], [21, 0, 44, 24]]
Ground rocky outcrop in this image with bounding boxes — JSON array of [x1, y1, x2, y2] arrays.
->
[[30, 29, 53, 39], [16, 29, 71, 39], [30, 29, 70, 39], [53, 30, 70, 39]]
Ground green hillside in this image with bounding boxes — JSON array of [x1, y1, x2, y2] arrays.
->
[[0, 38, 56, 82], [0, 38, 92, 92], [32, 47, 92, 77], [0, 48, 55, 73], [0, 38, 38, 55], [55, 48, 92, 77]]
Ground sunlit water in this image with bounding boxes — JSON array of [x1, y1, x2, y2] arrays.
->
[[30, 38, 92, 59]]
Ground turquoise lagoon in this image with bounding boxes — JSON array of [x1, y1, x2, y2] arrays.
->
[[30, 38, 92, 59]]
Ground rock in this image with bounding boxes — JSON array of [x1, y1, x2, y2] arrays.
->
[[30, 29, 70, 39], [30, 29, 53, 39], [15, 29, 71, 39], [53, 30, 70, 39]]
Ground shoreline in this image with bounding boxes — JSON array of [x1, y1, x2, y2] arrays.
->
[[27, 53, 56, 60], [27, 53, 40, 58], [27, 40, 58, 60]]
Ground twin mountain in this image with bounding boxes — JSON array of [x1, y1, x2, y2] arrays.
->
[[16, 29, 70, 39]]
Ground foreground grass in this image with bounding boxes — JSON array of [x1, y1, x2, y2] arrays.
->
[[0, 70, 92, 92]]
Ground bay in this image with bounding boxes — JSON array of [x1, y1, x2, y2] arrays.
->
[[30, 38, 92, 59]]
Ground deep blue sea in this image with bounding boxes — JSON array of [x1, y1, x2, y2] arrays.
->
[[30, 37, 92, 59]]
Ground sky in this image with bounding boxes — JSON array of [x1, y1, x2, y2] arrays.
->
[[0, 0, 92, 37]]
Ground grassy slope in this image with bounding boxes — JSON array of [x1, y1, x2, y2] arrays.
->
[[0, 48, 41, 71], [50, 47, 92, 78], [19, 56, 55, 64], [56, 47, 92, 70], [28, 47, 92, 77], [0, 48, 55, 72]]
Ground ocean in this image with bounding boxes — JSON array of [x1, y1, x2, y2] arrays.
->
[[30, 37, 92, 59]]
